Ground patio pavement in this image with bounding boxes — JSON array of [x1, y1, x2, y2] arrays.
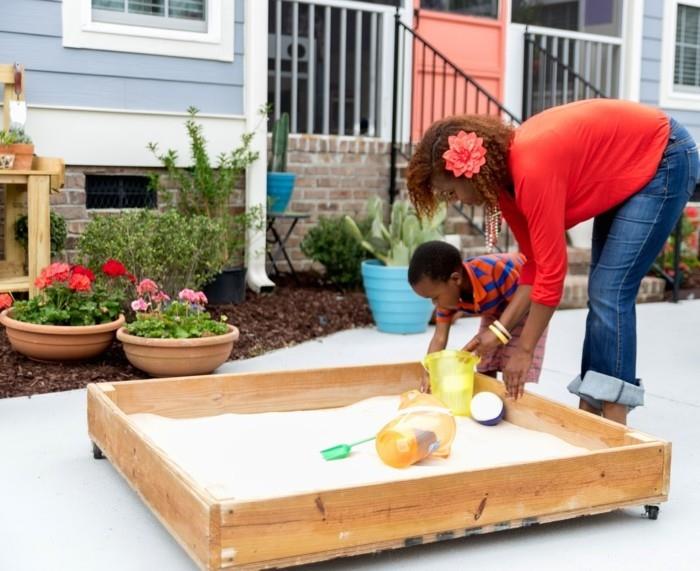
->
[[1, 300, 699, 570]]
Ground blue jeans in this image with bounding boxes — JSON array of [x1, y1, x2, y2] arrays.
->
[[568, 118, 698, 409]]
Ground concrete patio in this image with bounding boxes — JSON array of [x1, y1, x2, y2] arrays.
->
[[1, 300, 698, 570]]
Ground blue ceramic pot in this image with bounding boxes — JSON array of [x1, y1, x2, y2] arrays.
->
[[267, 172, 296, 214], [361, 259, 433, 334]]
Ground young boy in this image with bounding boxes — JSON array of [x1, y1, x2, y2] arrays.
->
[[408, 240, 547, 393]]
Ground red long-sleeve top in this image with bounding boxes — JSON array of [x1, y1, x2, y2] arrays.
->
[[499, 99, 670, 307]]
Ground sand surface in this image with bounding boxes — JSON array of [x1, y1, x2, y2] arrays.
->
[[130, 396, 590, 501]]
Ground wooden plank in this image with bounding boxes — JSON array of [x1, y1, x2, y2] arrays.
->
[[0, 276, 29, 292], [474, 374, 637, 449], [26, 175, 51, 298], [219, 443, 668, 567], [0, 64, 16, 84], [0, 261, 25, 279], [0, 175, 29, 184], [32, 156, 65, 191], [110, 363, 424, 418], [87, 385, 216, 571], [227, 495, 665, 571]]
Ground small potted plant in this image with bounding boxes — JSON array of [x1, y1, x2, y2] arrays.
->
[[0, 127, 34, 170], [267, 112, 296, 214], [0, 260, 131, 361], [149, 107, 263, 304], [0, 130, 16, 169], [344, 196, 446, 334], [117, 279, 239, 377]]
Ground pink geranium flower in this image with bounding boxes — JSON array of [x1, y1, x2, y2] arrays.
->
[[45, 262, 71, 282], [152, 291, 170, 303], [442, 130, 487, 179], [195, 291, 208, 305], [178, 288, 198, 304], [131, 298, 150, 312], [137, 278, 159, 296]]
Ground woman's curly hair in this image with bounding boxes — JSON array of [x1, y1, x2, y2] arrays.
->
[[407, 115, 515, 218]]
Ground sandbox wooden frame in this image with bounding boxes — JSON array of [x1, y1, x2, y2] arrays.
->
[[87, 362, 671, 570]]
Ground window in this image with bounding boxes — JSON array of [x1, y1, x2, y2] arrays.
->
[[63, 0, 234, 62], [86, 175, 157, 209], [92, 0, 206, 32], [512, 0, 622, 38], [420, 1, 498, 19], [674, 4, 700, 92]]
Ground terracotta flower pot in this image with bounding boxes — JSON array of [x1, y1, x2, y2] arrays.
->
[[10, 143, 34, 170], [0, 309, 125, 361], [117, 325, 239, 377]]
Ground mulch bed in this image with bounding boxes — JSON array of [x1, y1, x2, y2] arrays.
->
[[0, 273, 372, 399]]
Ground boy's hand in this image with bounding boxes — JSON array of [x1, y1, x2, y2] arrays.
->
[[464, 328, 501, 356], [503, 347, 532, 400], [420, 371, 431, 393]]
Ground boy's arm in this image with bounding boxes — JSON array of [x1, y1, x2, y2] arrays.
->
[[427, 319, 450, 354]]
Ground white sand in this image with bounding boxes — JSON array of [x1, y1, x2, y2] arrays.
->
[[130, 396, 590, 502]]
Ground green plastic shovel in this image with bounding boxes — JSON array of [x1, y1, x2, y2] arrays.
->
[[321, 436, 376, 461]]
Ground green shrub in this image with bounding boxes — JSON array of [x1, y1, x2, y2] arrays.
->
[[14, 211, 67, 259], [78, 209, 225, 293], [301, 216, 370, 288]]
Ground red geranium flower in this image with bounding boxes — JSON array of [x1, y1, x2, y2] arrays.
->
[[45, 262, 71, 282], [0, 293, 13, 311], [102, 259, 127, 278], [72, 265, 96, 282], [126, 273, 137, 284], [686, 206, 698, 219], [34, 275, 52, 289], [68, 273, 92, 292]]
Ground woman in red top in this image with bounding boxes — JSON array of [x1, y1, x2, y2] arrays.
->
[[407, 99, 698, 425]]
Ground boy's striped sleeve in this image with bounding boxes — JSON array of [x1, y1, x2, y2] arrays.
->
[[435, 307, 457, 324]]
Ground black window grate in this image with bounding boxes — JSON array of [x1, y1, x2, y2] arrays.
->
[[85, 175, 157, 209]]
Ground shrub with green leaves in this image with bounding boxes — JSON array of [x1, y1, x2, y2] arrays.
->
[[78, 209, 225, 293], [15, 211, 67, 259], [300, 216, 370, 288]]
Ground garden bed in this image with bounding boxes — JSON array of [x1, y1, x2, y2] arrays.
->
[[0, 273, 371, 399]]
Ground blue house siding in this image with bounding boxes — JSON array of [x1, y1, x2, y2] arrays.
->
[[642, 0, 700, 140], [0, 0, 245, 115]]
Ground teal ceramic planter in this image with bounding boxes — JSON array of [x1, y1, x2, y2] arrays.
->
[[361, 259, 433, 334], [267, 172, 296, 214]]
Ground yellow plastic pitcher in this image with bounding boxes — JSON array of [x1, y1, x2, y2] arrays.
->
[[422, 349, 480, 416]]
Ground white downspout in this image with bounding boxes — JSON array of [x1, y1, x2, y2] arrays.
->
[[244, 0, 275, 292]]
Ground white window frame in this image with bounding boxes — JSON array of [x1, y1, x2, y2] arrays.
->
[[62, 0, 234, 62], [660, 0, 700, 110], [92, 1, 207, 34]]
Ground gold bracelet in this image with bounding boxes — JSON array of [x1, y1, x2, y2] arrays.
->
[[488, 324, 509, 345], [492, 319, 512, 340]]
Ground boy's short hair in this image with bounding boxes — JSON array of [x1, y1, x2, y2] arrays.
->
[[408, 241, 463, 285]]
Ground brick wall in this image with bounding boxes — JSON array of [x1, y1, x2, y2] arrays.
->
[[273, 135, 392, 270]]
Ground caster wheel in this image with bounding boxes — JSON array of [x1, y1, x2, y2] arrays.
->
[[644, 505, 660, 520], [92, 442, 104, 460]]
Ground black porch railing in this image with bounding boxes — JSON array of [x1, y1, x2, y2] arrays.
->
[[390, 12, 520, 252]]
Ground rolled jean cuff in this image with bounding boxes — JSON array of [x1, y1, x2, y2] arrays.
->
[[577, 370, 645, 409], [567, 375, 603, 410]]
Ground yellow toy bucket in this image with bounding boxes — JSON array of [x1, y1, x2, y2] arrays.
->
[[422, 349, 480, 416]]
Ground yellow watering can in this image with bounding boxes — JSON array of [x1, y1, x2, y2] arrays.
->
[[422, 349, 480, 416]]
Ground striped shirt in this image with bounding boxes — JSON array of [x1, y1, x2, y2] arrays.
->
[[435, 253, 525, 323]]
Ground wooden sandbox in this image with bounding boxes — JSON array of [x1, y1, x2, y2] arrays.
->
[[87, 362, 670, 570]]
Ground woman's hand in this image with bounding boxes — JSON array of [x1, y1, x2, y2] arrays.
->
[[463, 328, 501, 357], [503, 347, 533, 400]]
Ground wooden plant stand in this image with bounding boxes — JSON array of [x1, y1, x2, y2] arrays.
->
[[1, 64, 65, 297]]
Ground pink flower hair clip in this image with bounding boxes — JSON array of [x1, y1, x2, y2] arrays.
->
[[442, 130, 487, 178]]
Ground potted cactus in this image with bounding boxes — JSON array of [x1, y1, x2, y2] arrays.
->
[[344, 196, 446, 334], [267, 112, 296, 214]]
